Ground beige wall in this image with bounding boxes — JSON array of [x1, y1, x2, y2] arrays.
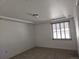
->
[[0, 19, 35, 59], [35, 19, 77, 50]]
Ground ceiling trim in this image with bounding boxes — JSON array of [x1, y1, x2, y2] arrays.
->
[[0, 16, 34, 24]]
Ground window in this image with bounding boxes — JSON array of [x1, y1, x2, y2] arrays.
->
[[52, 21, 71, 40]]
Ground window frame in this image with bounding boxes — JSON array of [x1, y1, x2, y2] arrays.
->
[[51, 21, 72, 40]]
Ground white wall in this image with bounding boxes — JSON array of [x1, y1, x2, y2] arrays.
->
[[35, 19, 77, 50], [76, 6, 79, 56], [0, 17, 77, 59], [0, 19, 35, 59], [73, 0, 79, 55], [74, 5, 79, 56]]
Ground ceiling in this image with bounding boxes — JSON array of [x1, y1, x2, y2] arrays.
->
[[0, 0, 76, 23]]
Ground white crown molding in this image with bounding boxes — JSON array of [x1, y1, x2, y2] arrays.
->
[[0, 16, 34, 24]]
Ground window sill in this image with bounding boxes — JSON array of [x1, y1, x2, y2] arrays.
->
[[52, 39, 72, 40]]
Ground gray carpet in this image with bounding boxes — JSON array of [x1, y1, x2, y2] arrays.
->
[[10, 47, 78, 59]]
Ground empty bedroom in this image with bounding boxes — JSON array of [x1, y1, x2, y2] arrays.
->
[[0, 0, 79, 59]]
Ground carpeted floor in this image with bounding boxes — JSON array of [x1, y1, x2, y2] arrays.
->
[[10, 47, 78, 59]]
